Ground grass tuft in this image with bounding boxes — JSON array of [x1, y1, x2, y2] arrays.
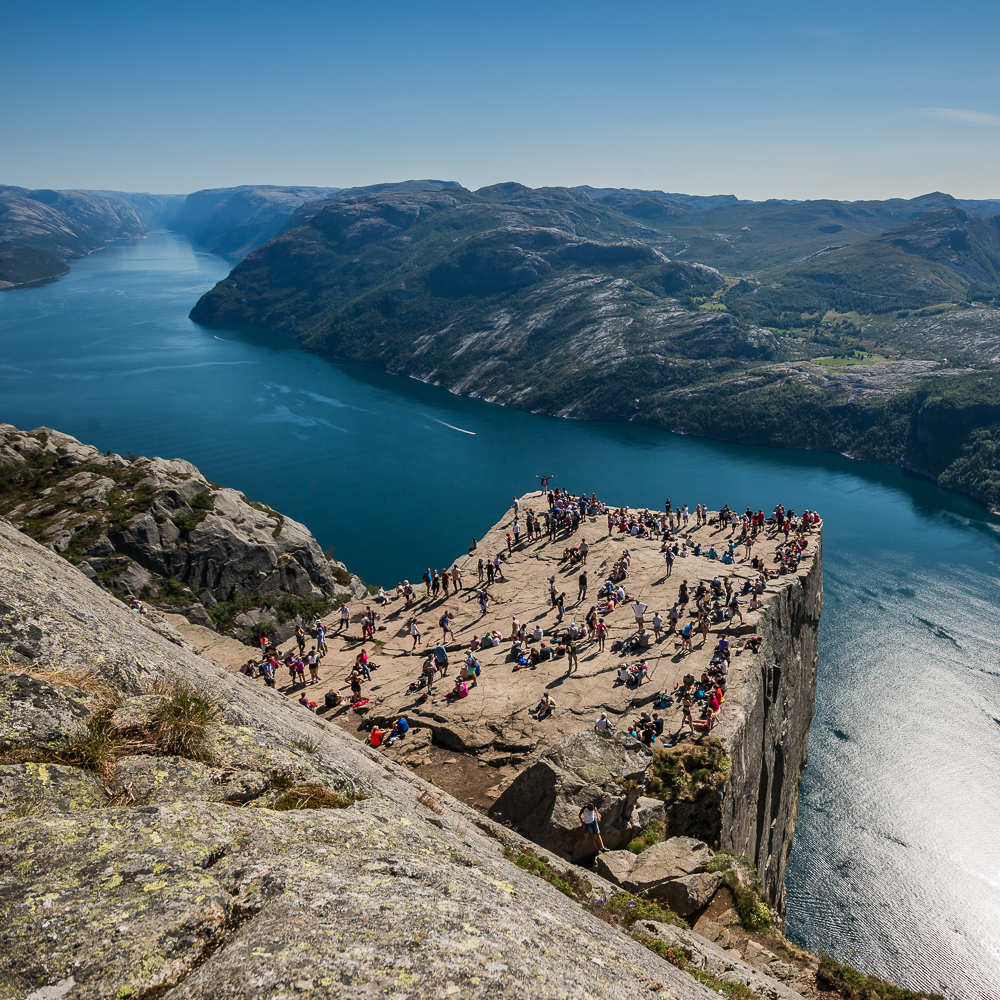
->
[[270, 782, 364, 811]]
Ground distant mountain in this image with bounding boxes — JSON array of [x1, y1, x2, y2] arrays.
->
[[191, 182, 776, 419], [723, 207, 1000, 325], [0, 245, 70, 289], [75, 190, 186, 228], [167, 185, 341, 260], [0, 186, 155, 288]]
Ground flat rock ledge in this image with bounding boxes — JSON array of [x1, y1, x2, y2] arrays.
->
[[0, 514, 809, 1000]]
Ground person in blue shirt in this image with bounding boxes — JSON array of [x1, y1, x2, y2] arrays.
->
[[433, 644, 449, 677]]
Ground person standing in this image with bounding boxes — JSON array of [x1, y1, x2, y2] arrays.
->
[[513, 520, 521, 548], [337, 604, 350, 633], [451, 564, 462, 591], [442, 569, 450, 596], [579, 803, 606, 853], [632, 599, 648, 630], [513, 495, 520, 519], [409, 618, 422, 649], [556, 593, 565, 623], [316, 620, 328, 654], [580, 538, 589, 564], [441, 611, 455, 642], [566, 637, 579, 675], [578, 570, 588, 602], [596, 618, 608, 651], [295, 625, 306, 654]]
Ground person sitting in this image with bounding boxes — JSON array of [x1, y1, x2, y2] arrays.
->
[[385, 716, 409, 746], [469, 635, 481, 651], [537, 642, 552, 662], [594, 712, 614, 732], [707, 546, 718, 560], [533, 692, 556, 720], [324, 688, 346, 709], [369, 725, 385, 747], [298, 692, 316, 711], [446, 678, 470, 700]]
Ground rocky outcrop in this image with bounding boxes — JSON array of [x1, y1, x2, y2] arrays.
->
[[637, 921, 806, 1000], [595, 838, 720, 915], [489, 731, 652, 862], [0, 514, 745, 1000], [0, 425, 368, 637]]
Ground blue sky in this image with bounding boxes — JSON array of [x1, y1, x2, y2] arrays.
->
[[2, 0, 1000, 200]]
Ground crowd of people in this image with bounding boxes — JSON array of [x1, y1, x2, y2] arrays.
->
[[231, 487, 818, 756]]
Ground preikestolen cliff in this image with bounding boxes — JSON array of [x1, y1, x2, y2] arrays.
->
[[1, 224, 998, 999]]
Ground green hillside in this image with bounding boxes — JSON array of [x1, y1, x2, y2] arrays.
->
[[192, 182, 1000, 512]]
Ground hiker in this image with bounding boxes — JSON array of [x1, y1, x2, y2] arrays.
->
[[440, 611, 454, 641], [578, 570, 588, 602], [421, 655, 436, 693], [295, 625, 306, 653], [409, 617, 422, 649], [316, 620, 328, 654], [566, 637, 579, 675], [579, 803, 606, 853], [433, 643, 449, 677], [337, 604, 350, 632]]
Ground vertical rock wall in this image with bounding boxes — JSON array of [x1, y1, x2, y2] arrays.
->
[[718, 537, 823, 925]]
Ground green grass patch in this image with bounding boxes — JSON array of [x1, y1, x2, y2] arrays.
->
[[503, 845, 592, 902], [811, 352, 890, 367], [818, 954, 946, 1000]]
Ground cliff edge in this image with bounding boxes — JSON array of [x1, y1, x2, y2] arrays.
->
[[0, 514, 786, 1000]]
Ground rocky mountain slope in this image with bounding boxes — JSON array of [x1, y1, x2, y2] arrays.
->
[[0, 425, 368, 639], [0, 185, 152, 288], [167, 184, 342, 260], [0, 514, 812, 1000]]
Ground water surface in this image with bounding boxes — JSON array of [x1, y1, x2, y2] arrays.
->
[[1, 232, 998, 997]]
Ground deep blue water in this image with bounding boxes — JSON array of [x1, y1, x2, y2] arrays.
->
[[2, 232, 999, 996]]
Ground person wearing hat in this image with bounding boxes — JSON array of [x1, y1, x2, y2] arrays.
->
[[594, 712, 613, 733]]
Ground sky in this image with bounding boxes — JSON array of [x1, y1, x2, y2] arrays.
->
[[3, 0, 1000, 201]]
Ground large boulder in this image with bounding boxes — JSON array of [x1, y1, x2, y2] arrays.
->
[[0, 673, 90, 754], [489, 731, 652, 862], [595, 837, 721, 915]]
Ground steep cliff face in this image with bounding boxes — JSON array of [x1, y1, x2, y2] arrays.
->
[[718, 537, 822, 923]]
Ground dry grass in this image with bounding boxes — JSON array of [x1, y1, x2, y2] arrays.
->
[[0, 679, 220, 783], [270, 782, 364, 811], [0, 801, 46, 823], [417, 791, 444, 815], [0, 657, 113, 698]]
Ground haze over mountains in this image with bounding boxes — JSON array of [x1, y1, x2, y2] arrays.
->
[[0, 184, 339, 288]]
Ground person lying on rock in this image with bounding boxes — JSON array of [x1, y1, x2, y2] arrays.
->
[[579, 803, 607, 853]]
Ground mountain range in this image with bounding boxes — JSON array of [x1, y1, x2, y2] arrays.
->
[[6, 175, 1000, 510], [190, 180, 1000, 510]]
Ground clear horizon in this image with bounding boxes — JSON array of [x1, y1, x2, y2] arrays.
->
[[3, 0, 1000, 201]]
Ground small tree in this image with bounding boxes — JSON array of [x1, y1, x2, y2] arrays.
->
[[247, 618, 277, 646]]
